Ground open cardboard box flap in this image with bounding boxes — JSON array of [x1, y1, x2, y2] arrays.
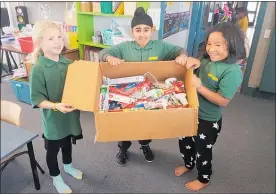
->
[[62, 60, 199, 141]]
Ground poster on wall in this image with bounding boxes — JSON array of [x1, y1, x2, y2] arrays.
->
[[162, 11, 190, 39]]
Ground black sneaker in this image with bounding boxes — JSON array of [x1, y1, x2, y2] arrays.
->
[[116, 149, 128, 166], [140, 145, 154, 163]]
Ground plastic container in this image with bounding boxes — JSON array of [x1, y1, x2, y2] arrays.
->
[[101, 30, 121, 46], [18, 37, 34, 53], [92, 2, 101, 13], [80, 2, 92, 12], [11, 79, 31, 104], [100, 2, 112, 14]]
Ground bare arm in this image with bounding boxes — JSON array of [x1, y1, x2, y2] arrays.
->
[[38, 101, 76, 113], [197, 85, 230, 107]]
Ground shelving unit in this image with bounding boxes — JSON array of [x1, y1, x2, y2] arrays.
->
[[75, 2, 133, 59]]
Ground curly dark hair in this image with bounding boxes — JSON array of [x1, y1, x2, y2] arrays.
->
[[202, 22, 247, 64]]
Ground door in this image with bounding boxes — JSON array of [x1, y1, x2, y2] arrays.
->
[[259, 28, 275, 93], [191, 2, 216, 57], [247, 2, 260, 27]]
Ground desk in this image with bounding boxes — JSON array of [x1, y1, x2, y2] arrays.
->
[[0, 43, 79, 81], [0, 44, 19, 79], [1, 121, 44, 190]]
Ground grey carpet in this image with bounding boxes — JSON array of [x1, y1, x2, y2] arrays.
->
[[1, 81, 275, 193]]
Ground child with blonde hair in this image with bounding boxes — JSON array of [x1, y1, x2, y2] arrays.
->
[[29, 20, 83, 194]]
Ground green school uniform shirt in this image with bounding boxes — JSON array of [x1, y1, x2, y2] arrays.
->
[[99, 40, 184, 62], [196, 58, 243, 121], [29, 54, 82, 140]]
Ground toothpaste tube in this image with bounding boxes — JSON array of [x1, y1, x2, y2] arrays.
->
[[103, 76, 145, 85], [99, 85, 109, 111], [174, 93, 188, 106], [144, 101, 167, 110], [172, 81, 185, 93], [170, 94, 182, 105], [109, 86, 130, 96], [124, 98, 151, 109], [145, 89, 164, 99], [165, 77, 177, 87], [123, 83, 137, 91], [163, 87, 175, 95], [127, 78, 152, 97], [109, 93, 135, 104], [108, 101, 123, 110]]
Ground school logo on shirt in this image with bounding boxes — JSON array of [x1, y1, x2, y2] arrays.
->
[[148, 56, 158, 61], [208, 72, 219, 86]]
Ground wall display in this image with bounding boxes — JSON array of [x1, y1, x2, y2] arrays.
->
[[39, 3, 51, 19], [162, 11, 190, 39]]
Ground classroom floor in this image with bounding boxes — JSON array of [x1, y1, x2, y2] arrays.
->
[[1, 81, 275, 193]]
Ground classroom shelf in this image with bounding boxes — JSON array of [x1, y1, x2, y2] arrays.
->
[[77, 12, 133, 18], [79, 41, 111, 49]]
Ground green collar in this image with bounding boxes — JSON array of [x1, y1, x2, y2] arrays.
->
[[133, 40, 153, 50], [38, 54, 68, 67]]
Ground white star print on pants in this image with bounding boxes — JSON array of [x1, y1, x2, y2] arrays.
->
[[213, 122, 219, 130], [178, 118, 222, 183]]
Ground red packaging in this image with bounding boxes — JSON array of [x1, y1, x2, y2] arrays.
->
[[127, 78, 152, 96], [172, 81, 185, 93], [109, 87, 131, 96], [164, 87, 175, 95], [124, 98, 151, 109]]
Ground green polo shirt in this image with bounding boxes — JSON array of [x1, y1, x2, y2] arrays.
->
[[196, 58, 243, 121], [29, 54, 82, 140], [99, 40, 184, 62]]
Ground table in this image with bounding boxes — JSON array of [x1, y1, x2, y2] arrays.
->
[[1, 121, 44, 190], [0, 44, 20, 80], [0, 43, 79, 81]]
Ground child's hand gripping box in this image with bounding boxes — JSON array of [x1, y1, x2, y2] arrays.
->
[[62, 60, 199, 142]]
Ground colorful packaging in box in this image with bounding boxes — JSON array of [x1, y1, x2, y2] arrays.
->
[[99, 74, 188, 112]]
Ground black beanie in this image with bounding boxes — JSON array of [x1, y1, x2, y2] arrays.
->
[[131, 7, 153, 28]]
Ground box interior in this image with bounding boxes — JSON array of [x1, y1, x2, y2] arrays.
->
[[62, 60, 198, 113]]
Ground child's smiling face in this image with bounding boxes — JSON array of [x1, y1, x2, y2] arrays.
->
[[40, 27, 64, 57], [206, 32, 229, 62], [132, 24, 153, 48]]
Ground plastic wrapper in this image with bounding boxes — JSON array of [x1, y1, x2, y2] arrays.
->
[[103, 76, 145, 85], [100, 75, 188, 112], [109, 93, 135, 104], [99, 85, 109, 111]]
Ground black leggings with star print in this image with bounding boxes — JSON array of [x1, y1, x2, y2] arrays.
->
[[179, 118, 222, 183]]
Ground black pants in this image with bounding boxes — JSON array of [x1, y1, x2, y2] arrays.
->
[[179, 118, 222, 183], [45, 136, 72, 177], [118, 140, 152, 151]]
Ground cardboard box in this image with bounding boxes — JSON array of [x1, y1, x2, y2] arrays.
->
[[62, 60, 199, 142]]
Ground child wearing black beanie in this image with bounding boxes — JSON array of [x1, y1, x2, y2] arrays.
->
[[99, 7, 199, 166]]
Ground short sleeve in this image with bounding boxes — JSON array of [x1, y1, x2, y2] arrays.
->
[[218, 67, 243, 100], [29, 65, 48, 108], [162, 42, 184, 60], [196, 58, 210, 76]]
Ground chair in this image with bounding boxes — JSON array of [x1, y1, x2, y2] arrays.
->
[[0, 100, 44, 174], [1, 100, 22, 127]]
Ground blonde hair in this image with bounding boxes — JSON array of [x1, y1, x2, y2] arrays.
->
[[27, 20, 69, 64]]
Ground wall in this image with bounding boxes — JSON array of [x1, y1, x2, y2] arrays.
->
[[7, 1, 74, 26], [248, 2, 275, 88], [162, 2, 192, 49]]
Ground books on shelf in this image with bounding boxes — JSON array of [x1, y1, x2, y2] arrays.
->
[[84, 46, 101, 62]]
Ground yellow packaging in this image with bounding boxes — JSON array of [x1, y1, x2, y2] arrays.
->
[[67, 32, 78, 49]]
